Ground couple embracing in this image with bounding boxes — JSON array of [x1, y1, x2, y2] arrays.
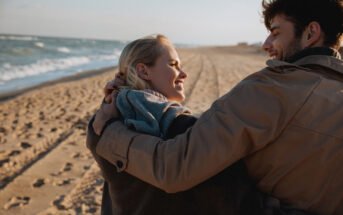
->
[[87, 0, 343, 214]]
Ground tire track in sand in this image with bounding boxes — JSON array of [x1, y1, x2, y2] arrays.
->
[[184, 53, 220, 116]]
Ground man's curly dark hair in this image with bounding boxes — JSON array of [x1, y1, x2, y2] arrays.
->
[[262, 0, 343, 49]]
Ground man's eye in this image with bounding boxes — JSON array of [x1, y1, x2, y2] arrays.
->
[[272, 32, 279, 37]]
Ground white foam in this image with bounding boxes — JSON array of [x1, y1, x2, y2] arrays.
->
[[97, 54, 117, 61], [0, 56, 90, 81], [0, 51, 121, 83], [34, 42, 45, 48], [57, 47, 70, 53], [0, 35, 37, 41], [93, 49, 121, 61], [3, 63, 11, 69]]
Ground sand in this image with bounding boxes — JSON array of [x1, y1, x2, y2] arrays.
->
[[0, 45, 267, 215]]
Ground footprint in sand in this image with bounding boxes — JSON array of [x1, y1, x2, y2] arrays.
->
[[71, 152, 80, 158], [51, 195, 66, 210], [25, 122, 33, 129], [71, 152, 88, 160], [39, 111, 45, 120], [0, 158, 9, 167], [81, 204, 98, 214], [3, 196, 30, 210], [32, 178, 45, 188], [50, 162, 73, 176], [67, 142, 77, 146], [0, 127, 7, 134], [20, 142, 32, 149], [53, 178, 74, 186], [62, 162, 73, 172], [8, 150, 21, 156]]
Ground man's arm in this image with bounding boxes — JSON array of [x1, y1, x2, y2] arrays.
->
[[96, 69, 319, 193]]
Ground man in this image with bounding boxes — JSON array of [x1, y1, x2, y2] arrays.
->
[[92, 0, 343, 214]]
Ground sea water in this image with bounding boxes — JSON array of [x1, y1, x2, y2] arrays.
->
[[0, 34, 126, 93]]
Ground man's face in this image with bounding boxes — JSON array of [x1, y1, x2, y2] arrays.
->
[[262, 14, 304, 61]]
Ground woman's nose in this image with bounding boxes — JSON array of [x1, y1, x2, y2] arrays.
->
[[179, 69, 187, 79]]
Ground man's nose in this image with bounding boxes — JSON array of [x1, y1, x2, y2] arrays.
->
[[262, 35, 272, 52]]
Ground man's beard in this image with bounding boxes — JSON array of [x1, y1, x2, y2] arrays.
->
[[280, 38, 303, 61]]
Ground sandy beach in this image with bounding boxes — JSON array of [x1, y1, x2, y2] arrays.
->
[[0, 45, 268, 215]]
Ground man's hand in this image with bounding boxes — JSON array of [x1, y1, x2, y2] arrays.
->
[[93, 91, 120, 136], [104, 72, 125, 103]]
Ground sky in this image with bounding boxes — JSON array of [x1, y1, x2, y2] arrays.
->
[[0, 0, 269, 45]]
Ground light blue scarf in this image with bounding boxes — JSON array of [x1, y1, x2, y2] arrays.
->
[[116, 89, 191, 138]]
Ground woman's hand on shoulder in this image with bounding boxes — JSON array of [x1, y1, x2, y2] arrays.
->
[[104, 72, 125, 103], [93, 90, 120, 136]]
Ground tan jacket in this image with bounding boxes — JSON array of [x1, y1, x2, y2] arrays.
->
[[96, 55, 343, 215]]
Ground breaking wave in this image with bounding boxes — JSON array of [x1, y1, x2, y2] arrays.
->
[[0, 35, 38, 41], [0, 54, 119, 82]]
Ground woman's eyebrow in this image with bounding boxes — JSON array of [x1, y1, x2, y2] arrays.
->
[[169, 59, 178, 63]]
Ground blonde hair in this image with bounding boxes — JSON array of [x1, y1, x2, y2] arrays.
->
[[118, 34, 172, 90]]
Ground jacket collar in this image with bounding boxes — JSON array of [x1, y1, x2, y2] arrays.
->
[[286, 47, 341, 63], [266, 47, 343, 75]]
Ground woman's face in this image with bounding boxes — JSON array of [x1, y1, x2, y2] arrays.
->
[[147, 44, 187, 102]]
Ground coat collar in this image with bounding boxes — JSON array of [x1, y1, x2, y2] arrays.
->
[[286, 47, 341, 63], [266, 48, 343, 75]]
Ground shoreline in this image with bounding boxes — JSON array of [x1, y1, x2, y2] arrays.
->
[[0, 66, 117, 102]]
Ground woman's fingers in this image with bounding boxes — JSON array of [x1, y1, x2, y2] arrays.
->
[[113, 78, 125, 87], [110, 90, 119, 104], [114, 72, 126, 86], [105, 94, 112, 104], [104, 80, 115, 96], [104, 72, 126, 96], [105, 88, 120, 104]]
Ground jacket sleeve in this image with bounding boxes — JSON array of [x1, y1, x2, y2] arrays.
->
[[96, 69, 319, 193]]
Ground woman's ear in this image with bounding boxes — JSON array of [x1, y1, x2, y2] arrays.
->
[[136, 63, 150, 81], [302, 21, 323, 48]]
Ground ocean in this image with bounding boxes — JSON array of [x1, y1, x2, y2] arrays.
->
[[0, 34, 126, 93]]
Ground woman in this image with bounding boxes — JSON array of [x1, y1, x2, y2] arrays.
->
[[87, 35, 314, 215]]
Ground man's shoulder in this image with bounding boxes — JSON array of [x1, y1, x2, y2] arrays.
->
[[213, 60, 323, 110], [262, 55, 343, 76], [240, 60, 318, 87]]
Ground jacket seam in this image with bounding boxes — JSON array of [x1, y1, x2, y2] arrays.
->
[[267, 76, 323, 144], [289, 122, 343, 141]]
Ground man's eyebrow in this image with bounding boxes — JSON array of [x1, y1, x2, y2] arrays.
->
[[270, 26, 280, 32]]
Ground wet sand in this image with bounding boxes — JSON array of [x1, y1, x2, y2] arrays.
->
[[0, 45, 268, 215]]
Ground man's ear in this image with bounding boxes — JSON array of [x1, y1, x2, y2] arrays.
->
[[303, 21, 323, 48], [136, 63, 150, 81]]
